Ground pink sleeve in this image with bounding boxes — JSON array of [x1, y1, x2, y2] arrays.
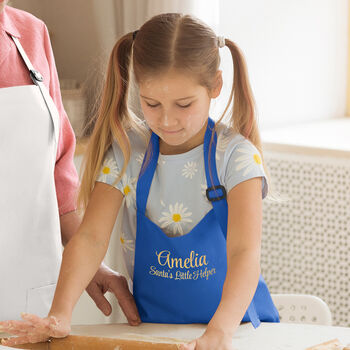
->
[[42, 24, 79, 216]]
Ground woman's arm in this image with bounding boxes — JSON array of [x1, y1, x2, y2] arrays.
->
[[181, 177, 262, 350]]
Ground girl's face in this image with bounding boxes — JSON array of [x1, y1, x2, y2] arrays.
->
[[139, 69, 221, 154]]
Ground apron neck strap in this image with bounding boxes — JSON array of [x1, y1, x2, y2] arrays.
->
[[203, 118, 228, 236], [203, 118, 222, 193], [10, 35, 59, 147], [136, 132, 160, 214], [10, 35, 45, 86]]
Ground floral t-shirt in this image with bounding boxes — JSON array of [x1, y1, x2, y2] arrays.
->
[[97, 122, 267, 280]]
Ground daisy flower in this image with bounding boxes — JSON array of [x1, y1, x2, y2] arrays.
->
[[201, 183, 208, 198], [120, 232, 134, 253], [99, 158, 119, 182], [182, 161, 198, 179], [235, 146, 262, 176], [120, 174, 136, 208], [159, 202, 193, 235], [137, 152, 165, 165], [216, 133, 231, 160], [135, 152, 145, 164]]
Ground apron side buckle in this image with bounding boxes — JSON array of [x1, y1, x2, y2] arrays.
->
[[206, 185, 227, 202]]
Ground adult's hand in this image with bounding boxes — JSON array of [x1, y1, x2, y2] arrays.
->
[[0, 313, 70, 347], [86, 263, 141, 326]]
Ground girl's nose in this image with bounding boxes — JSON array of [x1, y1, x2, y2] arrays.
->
[[161, 113, 177, 128]]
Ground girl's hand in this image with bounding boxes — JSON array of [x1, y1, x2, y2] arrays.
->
[[0, 313, 70, 347], [179, 328, 235, 350]]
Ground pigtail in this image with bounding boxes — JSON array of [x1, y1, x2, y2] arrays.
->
[[78, 32, 135, 211], [221, 39, 261, 151], [221, 39, 273, 194]]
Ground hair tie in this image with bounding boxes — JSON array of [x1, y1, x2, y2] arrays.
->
[[217, 36, 225, 48], [133, 30, 139, 41]]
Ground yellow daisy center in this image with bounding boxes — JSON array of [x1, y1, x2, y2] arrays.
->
[[102, 166, 110, 174], [172, 213, 182, 222], [124, 185, 131, 195], [253, 154, 262, 164], [120, 236, 125, 244]]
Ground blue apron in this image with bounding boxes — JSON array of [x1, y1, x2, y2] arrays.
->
[[133, 118, 279, 327]]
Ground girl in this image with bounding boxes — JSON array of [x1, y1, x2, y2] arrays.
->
[[0, 13, 279, 350]]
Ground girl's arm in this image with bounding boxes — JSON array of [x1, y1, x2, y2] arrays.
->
[[181, 177, 262, 350], [207, 177, 262, 335], [49, 181, 127, 321], [1, 182, 140, 347]]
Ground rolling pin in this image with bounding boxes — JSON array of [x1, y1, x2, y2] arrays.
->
[[2, 335, 182, 350]]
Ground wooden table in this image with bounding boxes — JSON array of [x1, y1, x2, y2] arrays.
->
[[1, 322, 350, 349]]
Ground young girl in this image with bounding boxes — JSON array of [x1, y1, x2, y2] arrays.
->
[[0, 13, 279, 350]]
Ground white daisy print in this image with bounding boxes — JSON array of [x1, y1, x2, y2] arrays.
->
[[120, 174, 137, 208], [216, 133, 231, 161], [235, 146, 262, 176], [137, 152, 165, 165], [182, 161, 198, 179], [120, 232, 134, 253], [160, 199, 166, 207], [201, 183, 207, 197], [157, 157, 166, 166], [136, 152, 145, 164], [99, 158, 119, 182], [159, 202, 193, 235]]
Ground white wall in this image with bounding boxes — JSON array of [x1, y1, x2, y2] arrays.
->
[[218, 0, 348, 129]]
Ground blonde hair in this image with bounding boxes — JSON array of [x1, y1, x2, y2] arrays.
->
[[78, 13, 268, 210]]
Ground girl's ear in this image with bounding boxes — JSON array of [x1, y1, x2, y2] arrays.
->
[[210, 70, 223, 98]]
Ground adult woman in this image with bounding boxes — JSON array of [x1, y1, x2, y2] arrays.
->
[[0, 2, 139, 325]]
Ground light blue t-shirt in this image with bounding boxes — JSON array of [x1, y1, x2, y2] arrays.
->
[[97, 121, 267, 279]]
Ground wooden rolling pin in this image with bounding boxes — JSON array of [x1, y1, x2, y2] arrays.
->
[[2, 335, 181, 350], [305, 338, 349, 350]]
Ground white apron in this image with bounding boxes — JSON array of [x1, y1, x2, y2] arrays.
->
[[0, 36, 62, 320]]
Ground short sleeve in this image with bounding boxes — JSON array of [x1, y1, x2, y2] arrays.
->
[[225, 140, 268, 198], [96, 147, 123, 193]]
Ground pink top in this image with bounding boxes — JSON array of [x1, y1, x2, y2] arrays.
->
[[0, 6, 79, 216]]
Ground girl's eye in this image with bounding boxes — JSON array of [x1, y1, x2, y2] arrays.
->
[[178, 103, 192, 108], [145, 102, 192, 108], [146, 103, 160, 108]]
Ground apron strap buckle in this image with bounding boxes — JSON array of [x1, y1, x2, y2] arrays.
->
[[30, 69, 44, 83], [206, 185, 227, 202]]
